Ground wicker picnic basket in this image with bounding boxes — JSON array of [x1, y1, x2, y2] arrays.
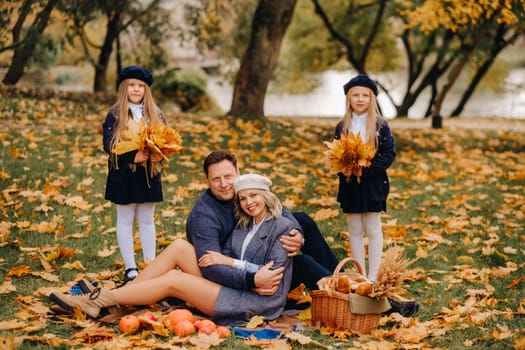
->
[[310, 257, 382, 333]]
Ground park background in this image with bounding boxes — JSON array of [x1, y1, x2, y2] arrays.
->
[[1, 1, 524, 349]]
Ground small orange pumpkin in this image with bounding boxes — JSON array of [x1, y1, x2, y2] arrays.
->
[[168, 309, 194, 327], [173, 319, 195, 337]]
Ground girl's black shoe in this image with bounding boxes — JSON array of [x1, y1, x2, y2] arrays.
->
[[383, 299, 419, 317]]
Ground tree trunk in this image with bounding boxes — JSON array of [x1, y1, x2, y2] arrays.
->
[[449, 57, 494, 118], [229, 0, 298, 119], [93, 12, 121, 92], [431, 27, 488, 128], [450, 24, 517, 117], [430, 58, 467, 128], [116, 34, 122, 91], [2, 0, 59, 85]]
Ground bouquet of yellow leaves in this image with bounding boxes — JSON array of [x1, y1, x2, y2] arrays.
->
[[112, 119, 184, 177], [145, 123, 184, 176], [324, 133, 375, 183], [112, 118, 147, 156]]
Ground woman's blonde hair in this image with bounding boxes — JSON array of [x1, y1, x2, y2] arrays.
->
[[234, 189, 282, 229], [341, 87, 382, 147], [108, 79, 164, 153]]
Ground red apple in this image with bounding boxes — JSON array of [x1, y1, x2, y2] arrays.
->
[[215, 325, 231, 338], [119, 314, 140, 334], [138, 311, 161, 328], [194, 319, 217, 335]]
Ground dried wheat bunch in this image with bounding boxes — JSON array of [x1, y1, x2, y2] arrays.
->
[[369, 246, 416, 300]]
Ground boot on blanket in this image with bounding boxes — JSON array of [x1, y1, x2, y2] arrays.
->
[[50, 287, 117, 318], [76, 279, 120, 316]]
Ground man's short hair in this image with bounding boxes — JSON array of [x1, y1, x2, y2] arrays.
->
[[203, 150, 238, 177]]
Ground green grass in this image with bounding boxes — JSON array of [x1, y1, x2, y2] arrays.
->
[[1, 90, 524, 349]]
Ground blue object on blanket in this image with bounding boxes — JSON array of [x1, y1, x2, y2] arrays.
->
[[69, 280, 110, 295], [232, 328, 282, 340], [69, 284, 85, 295]]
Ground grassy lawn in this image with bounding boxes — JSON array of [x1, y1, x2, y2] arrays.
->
[[1, 88, 524, 349]]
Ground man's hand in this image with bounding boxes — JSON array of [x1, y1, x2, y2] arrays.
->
[[253, 261, 283, 294], [253, 286, 278, 296], [280, 229, 304, 257]]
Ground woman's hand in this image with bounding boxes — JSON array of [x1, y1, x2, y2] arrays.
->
[[198, 251, 233, 268]]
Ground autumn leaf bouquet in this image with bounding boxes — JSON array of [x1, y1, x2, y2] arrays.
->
[[324, 133, 376, 183], [143, 123, 184, 176], [112, 119, 183, 177]]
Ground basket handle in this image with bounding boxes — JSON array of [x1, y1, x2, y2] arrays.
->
[[333, 257, 364, 276]]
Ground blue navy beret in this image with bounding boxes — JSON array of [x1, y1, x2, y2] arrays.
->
[[117, 66, 153, 86], [343, 74, 378, 96]]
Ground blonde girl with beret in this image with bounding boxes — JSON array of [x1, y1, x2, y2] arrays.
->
[[102, 65, 166, 282], [333, 74, 396, 282]]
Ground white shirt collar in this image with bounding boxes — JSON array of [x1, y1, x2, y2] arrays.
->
[[128, 102, 144, 122], [350, 113, 368, 140]]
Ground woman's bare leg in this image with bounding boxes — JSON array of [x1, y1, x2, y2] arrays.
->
[[134, 239, 202, 283], [112, 270, 220, 315]]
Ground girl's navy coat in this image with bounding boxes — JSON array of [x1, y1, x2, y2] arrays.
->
[[333, 118, 395, 213], [102, 109, 163, 204]]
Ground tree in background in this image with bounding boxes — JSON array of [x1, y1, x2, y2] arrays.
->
[[450, 19, 524, 117], [0, 0, 171, 91], [179, 0, 257, 79], [181, 0, 523, 121], [61, 0, 170, 92], [1, 0, 61, 85], [229, 0, 298, 119], [274, 0, 399, 95], [2, 0, 523, 120], [310, 0, 525, 127], [400, 0, 525, 127]]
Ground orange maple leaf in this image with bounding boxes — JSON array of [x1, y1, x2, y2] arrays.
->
[[7, 265, 32, 277]]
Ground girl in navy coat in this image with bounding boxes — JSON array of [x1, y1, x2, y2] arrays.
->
[[333, 74, 396, 282], [50, 174, 293, 325], [102, 66, 166, 281]]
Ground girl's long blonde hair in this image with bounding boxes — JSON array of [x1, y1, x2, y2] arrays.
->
[[341, 87, 382, 147], [108, 79, 164, 152], [234, 190, 282, 229]]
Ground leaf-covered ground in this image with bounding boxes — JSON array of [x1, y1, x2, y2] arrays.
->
[[0, 87, 524, 349]]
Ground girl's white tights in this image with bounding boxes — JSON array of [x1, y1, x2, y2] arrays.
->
[[347, 212, 383, 281], [116, 203, 157, 277]]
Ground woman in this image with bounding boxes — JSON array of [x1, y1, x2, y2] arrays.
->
[[49, 174, 294, 325]]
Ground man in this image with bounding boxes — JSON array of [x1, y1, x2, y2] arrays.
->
[[186, 150, 336, 294], [186, 150, 418, 316]]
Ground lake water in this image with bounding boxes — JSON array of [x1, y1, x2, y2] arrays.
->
[[207, 69, 525, 119]]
